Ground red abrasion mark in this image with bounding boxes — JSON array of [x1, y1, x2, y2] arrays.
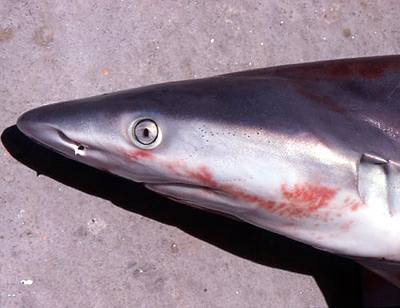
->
[[278, 184, 338, 219], [164, 162, 341, 221], [165, 162, 278, 211], [351, 202, 364, 212], [324, 62, 387, 80], [227, 187, 276, 211], [164, 161, 186, 177], [322, 211, 331, 223], [340, 221, 354, 232], [187, 166, 219, 187], [294, 85, 348, 114], [164, 162, 221, 188], [272, 56, 400, 81], [316, 235, 324, 241], [131, 150, 155, 160], [119, 148, 155, 161], [344, 197, 364, 212]]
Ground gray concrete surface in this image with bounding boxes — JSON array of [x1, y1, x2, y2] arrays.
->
[[1, 1, 400, 307]]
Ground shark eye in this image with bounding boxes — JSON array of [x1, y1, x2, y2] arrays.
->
[[135, 119, 158, 144], [130, 118, 162, 149]]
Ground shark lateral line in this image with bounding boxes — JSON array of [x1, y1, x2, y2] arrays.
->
[[17, 55, 400, 287]]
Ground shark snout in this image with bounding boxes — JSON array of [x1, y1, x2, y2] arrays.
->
[[17, 105, 71, 152], [17, 107, 47, 140]]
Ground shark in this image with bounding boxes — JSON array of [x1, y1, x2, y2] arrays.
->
[[16, 55, 400, 287]]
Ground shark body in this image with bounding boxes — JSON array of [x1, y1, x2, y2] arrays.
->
[[17, 55, 400, 286]]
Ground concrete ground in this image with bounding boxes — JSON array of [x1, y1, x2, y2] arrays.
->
[[1, 1, 400, 307]]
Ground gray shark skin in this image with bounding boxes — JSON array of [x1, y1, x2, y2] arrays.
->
[[17, 55, 400, 287]]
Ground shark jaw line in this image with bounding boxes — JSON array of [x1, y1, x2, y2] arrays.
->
[[144, 182, 249, 217]]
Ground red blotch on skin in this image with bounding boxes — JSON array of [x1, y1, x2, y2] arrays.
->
[[276, 57, 400, 117], [164, 161, 186, 177], [344, 197, 364, 212], [272, 56, 400, 80], [163, 163, 278, 211], [196, 168, 278, 211], [119, 156, 344, 222], [340, 221, 354, 232], [281, 184, 338, 211], [166, 163, 341, 221], [295, 85, 348, 114], [129, 150, 155, 161], [278, 184, 338, 218], [351, 202, 364, 212], [119, 148, 155, 161], [228, 188, 276, 211], [187, 166, 219, 187], [115, 151, 362, 224]]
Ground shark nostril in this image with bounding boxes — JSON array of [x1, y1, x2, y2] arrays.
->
[[74, 144, 86, 156]]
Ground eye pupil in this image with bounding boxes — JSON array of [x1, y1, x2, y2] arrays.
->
[[143, 128, 149, 138]]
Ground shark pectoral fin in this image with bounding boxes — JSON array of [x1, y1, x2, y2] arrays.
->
[[358, 154, 389, 213], [358, 154, 400, 216], [387, 160, 400, 216]]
